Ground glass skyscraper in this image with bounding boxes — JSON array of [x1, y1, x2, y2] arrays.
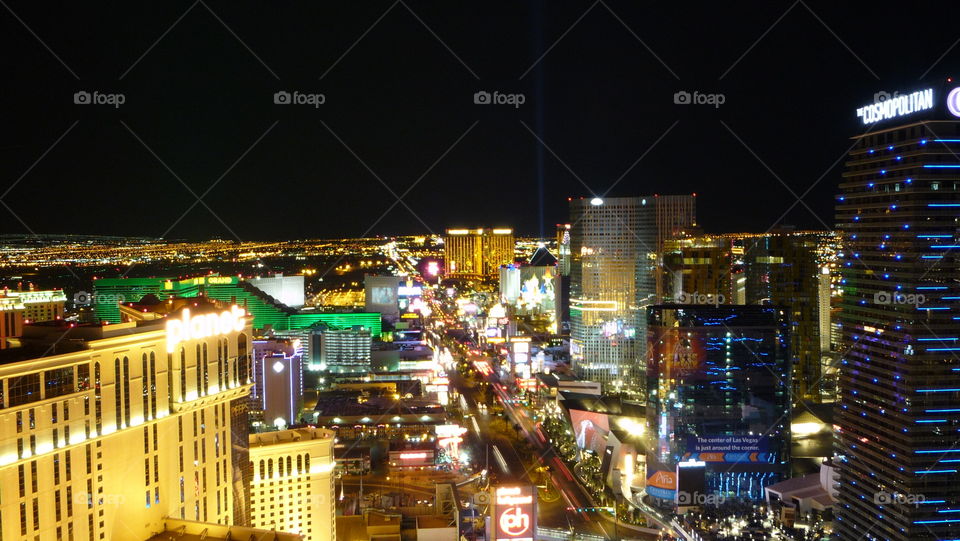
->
[[568, 195, 695, 393], [646, 305, 791, 502], [835, 82, 960, 541]]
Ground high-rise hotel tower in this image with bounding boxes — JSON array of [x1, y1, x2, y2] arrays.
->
[[568, 195, 695, 392], [836, 82, 960, 540], [0, 298, 254, 540]]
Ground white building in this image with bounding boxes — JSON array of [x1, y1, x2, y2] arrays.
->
[[249, 427, 336, 541]]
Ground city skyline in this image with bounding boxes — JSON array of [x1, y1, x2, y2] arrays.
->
[[3, 4, 960, 541], [3, 2, 960, 240]]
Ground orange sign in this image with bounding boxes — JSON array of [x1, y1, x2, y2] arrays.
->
[[647, 470, 677, 490]]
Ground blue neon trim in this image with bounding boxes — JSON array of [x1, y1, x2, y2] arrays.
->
[[931, 245, 960, 249], [928, 409, 960, 412], [917, 419, 947, 423], [918, 388, 960, 392], [934, 139, 960, 142], [917, 235, 953, 238], [925, 348, 960, 351], [917, 286, 949, 289], [924, 165, 960, 168], [917, 449, 960, 453], [918, 338, 958, 341], [922, 255, 945, 259], [914, 519, 960, 524], [929, 203, 960, 207]]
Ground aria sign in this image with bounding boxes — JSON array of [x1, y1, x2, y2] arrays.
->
[[856, 88, 934, 125], [493, 486, 536, 541], [166, 306, 247, 352]]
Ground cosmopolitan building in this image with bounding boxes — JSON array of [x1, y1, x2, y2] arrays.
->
[[646, 305, 791, 502], [569, 195, 695, 392], [835, 82, 960, 541], [0, 297, 254, 540]]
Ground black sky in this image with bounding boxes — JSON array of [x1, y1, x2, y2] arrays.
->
[[1, 1, 958, 241]]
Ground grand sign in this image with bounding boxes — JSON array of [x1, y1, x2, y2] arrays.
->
[[166, 306, 247, 352], [493, 485, 536, 541]]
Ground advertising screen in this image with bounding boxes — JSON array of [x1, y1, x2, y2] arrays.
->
[[647, 328, 706, 380], [493, 485, 536, 541], [684, 435, 771, 463], [370, 286, 396, 305], [569, 409, 610, 454]]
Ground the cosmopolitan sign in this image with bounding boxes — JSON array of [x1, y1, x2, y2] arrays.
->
[[494, 485, 536, 541], [856, 88, 933, 124], [166, 306, 247, 352]]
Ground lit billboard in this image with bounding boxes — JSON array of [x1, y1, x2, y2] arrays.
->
[[646, 469, 677, 501], [647, 329, 705, 380], [493, 485, 536, 541], [569, 409, 610, 455]]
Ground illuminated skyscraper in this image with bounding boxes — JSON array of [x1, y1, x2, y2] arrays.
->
[[646, 304, 791, 502], [835, 83, 960, 541], [0, 298, 254, 540], [568, 195, 695, 392], [443, 228, 514, 279]]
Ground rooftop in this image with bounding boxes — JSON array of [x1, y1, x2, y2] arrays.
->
[[249, 427, 334, 448]]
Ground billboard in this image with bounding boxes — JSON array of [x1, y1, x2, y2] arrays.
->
[[493, 485, 536, 541], [684, 435, 771, 463], [646, 469, 677, 501], [569, 409, 610, 454], [647, 329, 706, 379]]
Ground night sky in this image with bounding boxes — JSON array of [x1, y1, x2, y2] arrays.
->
[[1, 1, 958, 241]]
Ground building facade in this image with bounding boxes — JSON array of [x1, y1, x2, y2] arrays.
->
[[646, 305, 791, 502], [0, 300, 253, 540], [835, 83, 960, 541], [568, 195, 695, 392], [251, 339, 304, 429], [443, 228, 515, 279], [93, 275, 381, 335], [249, 428, 335, 541], [0, 289, 67, 350]]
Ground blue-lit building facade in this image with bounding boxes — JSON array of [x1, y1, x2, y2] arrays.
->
[[835, 83, 960, 541], [645, 305, 791, 502]]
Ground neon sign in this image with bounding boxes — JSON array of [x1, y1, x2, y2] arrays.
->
[[947, 87, 960, 118], [856, 88, 933, 124], [166, 306, 247, 352], [494, 486, 536, 541]]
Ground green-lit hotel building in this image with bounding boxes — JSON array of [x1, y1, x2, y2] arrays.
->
[[92, 275, 381, 335]]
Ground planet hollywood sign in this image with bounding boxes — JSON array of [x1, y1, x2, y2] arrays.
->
[[494, 486, 536, 541], [166, 306, 248, 352]]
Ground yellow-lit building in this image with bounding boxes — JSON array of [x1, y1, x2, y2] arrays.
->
[[0, 298, 254, 540], [0, 289, 67, 349], [249, 427, 335, 541], [443, 228, 514, 279], [16, 290, 67, 323]]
